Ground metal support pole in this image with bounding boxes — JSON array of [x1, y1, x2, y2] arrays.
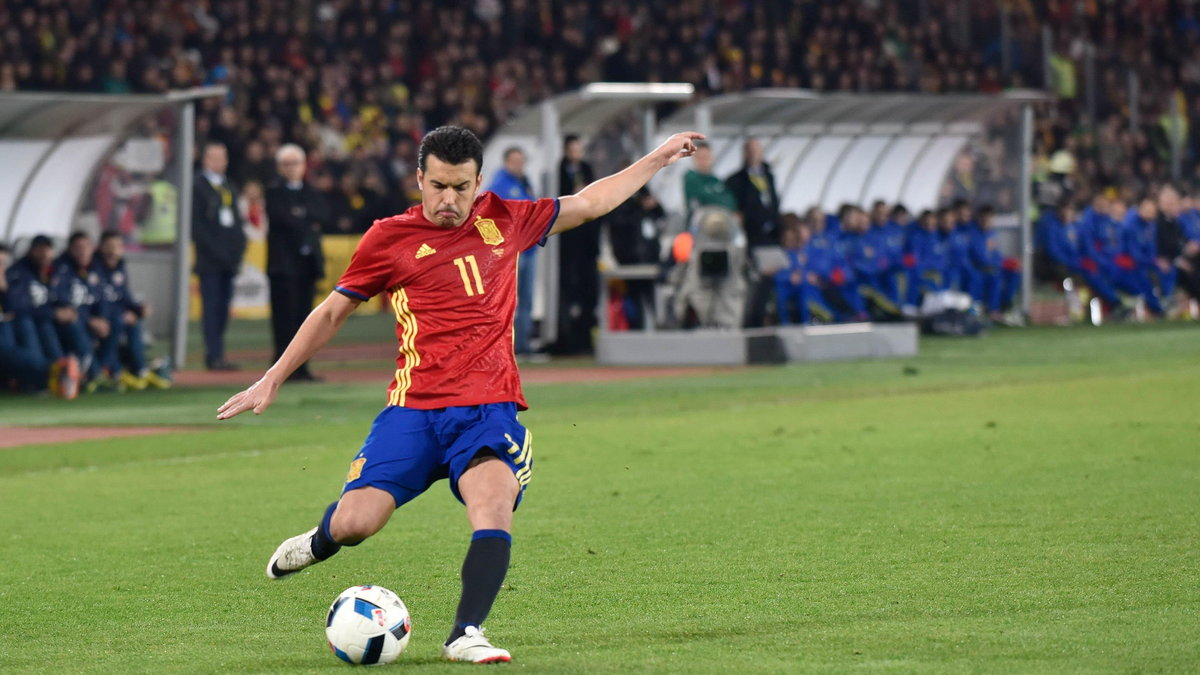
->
[[695, 102, 712, 138], [172, 101, 195, 370], [643, 105, 657, 156], [1019, 104, 1034, 321], [538, 99, 561, 349]]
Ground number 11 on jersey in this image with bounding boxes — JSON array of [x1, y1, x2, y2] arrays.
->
[[453, 255, 485, 296]]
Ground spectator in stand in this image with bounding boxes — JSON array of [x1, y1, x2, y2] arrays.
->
[[93, 232, 170, 390], [554, 135, 599, 354], [486, 147, 539, 356], [193, 140, 247, 372], [266, 144, 328, 382]]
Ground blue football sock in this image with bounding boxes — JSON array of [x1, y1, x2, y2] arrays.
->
[[446, 529, 512, 645]]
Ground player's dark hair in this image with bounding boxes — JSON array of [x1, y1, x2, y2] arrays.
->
[[418, 126, 484, 175], [68, 231, 90, 246], [976, 204, 995, 218], [563, 134, 580, 148], [202, 139, 226, 152], [100, 230, 122, 244], [0, 243, 10, 254], [693, 140, 711, 150], [502, 146, 523, 161], [890, 203, 909, 218]]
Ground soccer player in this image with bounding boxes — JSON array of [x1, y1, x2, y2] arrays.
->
[[216, 126, 702, 664]]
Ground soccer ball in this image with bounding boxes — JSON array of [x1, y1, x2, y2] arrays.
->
[[325, 585, 412, 665]]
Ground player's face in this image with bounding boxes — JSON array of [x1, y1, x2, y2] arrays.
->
[[417, 155, 482, 228], [30, 244, 53, 268], [100, 237, 123, 265], [693, 146, 713, 174], [69, 237, 94, 267]]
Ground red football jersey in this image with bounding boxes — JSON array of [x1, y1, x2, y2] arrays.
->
[[335, 192, 559, 409]]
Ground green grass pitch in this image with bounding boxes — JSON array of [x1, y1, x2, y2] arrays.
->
[[1, 321, 1198, 673]]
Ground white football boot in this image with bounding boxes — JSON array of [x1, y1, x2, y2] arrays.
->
[[265, 527, 319, 579], [442, 626, 512, 663]]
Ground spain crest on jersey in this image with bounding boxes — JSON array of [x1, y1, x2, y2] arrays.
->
[[474, 217, 504, 245]]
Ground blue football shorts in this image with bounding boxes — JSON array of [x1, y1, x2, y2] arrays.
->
[[341, 402, 533, 509]]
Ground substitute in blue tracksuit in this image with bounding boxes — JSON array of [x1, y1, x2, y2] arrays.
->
[[774, 224, 833, 325], [1112, 199, 1166, 314], [487, 148, 539, 355], [51, 232, 114, 382], [1042, 202, 1126, 311], [847, 208, 900, 317], [904, 209, 948, 306], [6, 235, 68, 365], [808, 212, 866, 321], [0, 243, 48, 392], [945, 202, 981, 301], [93, 232, 169, 389], [969, 206, 1021, 315], [882, 205, 912, 301]]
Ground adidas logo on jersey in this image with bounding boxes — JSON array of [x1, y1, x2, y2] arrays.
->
[[415, 243, 437, 259]]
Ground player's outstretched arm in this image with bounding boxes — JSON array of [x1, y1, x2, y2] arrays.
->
[[550, 131, 704, 236], [216, 291, 360, 420]]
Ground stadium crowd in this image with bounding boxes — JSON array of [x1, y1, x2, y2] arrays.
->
[[3, 0, 1200, 383], [4, 1, 1199, 229]]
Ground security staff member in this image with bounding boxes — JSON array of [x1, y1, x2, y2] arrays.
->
[[193, 140, 247, 371]]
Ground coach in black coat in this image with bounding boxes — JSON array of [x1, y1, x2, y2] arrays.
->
[[193, 141, 247, 370], [265, 144, 328, 381], [724, 137, 781, 248]]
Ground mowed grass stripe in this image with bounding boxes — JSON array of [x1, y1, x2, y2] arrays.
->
[[1, 327, 1198, 672]]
